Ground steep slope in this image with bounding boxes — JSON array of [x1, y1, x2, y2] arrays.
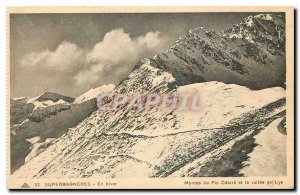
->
[[134, 13, 285, 89]]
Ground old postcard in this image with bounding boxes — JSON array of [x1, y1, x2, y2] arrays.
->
[[7, 7, 294, 189]]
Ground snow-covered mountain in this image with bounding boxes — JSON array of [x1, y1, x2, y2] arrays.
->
[[12, 80, 286, 178], [10, 92, 74, 125], [11, 13, 287, 177], [134, 13, 285, 89]]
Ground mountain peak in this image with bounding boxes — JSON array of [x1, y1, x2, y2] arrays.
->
[[132, 13, 285, 90], [35, 92, 74, 103]]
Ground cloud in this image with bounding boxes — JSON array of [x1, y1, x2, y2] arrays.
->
[[19, 29, 168, 96], [74, 29, 167, 85], [21, 42, 85, 71]]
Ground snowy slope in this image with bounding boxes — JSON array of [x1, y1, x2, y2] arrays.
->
[[74, 84, 115, 104], [12, 78, 286, 178], [239, 118, 286, 176]]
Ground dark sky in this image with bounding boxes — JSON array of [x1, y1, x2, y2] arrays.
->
[[10, 12, 260, 98]]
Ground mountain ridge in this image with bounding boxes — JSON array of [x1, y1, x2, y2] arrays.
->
[[133, 13, 285, 89]]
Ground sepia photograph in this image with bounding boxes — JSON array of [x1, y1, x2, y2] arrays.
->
[[6, 7, 294, 189]]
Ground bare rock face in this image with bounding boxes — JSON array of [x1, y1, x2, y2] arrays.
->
[[11, 14, 287, 177]]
